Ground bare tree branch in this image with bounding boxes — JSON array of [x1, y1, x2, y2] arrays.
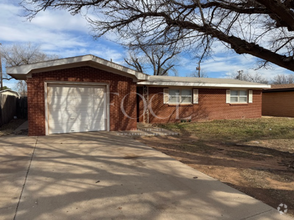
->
[[272, 74, 294, 84], [230, 70, 269, 84], [21, 0, 294, 72], [1, 43, 59, 94], [125, 40, 180, 76]]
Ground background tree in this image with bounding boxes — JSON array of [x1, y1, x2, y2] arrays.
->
[[15, 81, 28, 97], [0, 43, 58, 95], [124, 41, 180, 76], [230, 70, 269, 84], [189, 69, 208, 78], [0, 86, 11, 91], [272, 74, 294, 84], [22, 0, 294, 72]]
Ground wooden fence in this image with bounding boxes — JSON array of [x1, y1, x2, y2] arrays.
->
[[0, 95, 27, 127], [16, 97, 28, 119]]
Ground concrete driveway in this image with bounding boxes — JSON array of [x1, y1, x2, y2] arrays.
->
[[0, 132, 293, 220]]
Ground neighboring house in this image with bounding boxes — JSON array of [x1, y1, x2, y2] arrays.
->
[[263, 84, 294, 117], [0, 89, 20, 126], [0, 89, 20, 98], [7, 55, 270, 136]]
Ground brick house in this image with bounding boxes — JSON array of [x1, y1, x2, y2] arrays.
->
[[7, 55, 270, 136], [263, 84, 294, 117]]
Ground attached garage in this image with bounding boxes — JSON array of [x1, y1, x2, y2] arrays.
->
[[7, 55, 144, 136], [46, 83, 108, 134]]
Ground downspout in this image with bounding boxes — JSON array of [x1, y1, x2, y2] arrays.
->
[[143, 85, 149, 123]]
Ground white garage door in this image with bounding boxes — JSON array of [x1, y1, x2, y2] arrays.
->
[[47, 84, 107, 134]]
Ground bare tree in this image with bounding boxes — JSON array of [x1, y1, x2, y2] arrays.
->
[[231, 70, 269, 84], [0, 43, 59, 93], [1, 43, 58, 68], [124, 52, 144, 73], [272, 74, 294, 84], [22, 0, 294, 72], [124, 42, 180, 76], [16, 81, 27, 97], [189, 69, 208, 78]]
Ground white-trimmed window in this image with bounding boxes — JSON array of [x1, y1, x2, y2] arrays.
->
[[169, 89, 192, 104], [230, 90, 248, 103]]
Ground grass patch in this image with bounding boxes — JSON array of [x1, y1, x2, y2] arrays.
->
[[139, 117, 294, 217], [158, 118, 294, 142]]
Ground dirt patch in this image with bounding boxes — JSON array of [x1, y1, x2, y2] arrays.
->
[[0, 119, 27, 136], [136, 129, 294, 217]]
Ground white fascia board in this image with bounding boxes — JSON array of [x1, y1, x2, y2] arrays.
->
[[137, 81, 271, 89], [7, 55, 148, 80], [7, 55, 94, 75]]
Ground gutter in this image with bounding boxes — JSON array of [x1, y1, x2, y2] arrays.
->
[[137, 81, 271, 89]]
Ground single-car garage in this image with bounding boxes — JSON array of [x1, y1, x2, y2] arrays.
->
[[46, 82, 108, 134], [6, 55, 142, 135]]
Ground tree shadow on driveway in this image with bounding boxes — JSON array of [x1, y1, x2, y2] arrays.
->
[[0, 132, 292, 220]]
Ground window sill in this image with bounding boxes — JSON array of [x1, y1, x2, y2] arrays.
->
[[229, 103, 249, 106], [168, 103, 193, 106]]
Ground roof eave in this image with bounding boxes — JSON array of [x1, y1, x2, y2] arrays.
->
[[7, 55, 148, 81], [137, 81, 271, 89]]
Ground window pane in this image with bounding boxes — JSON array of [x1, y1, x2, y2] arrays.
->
[[181, 97, 192, 103], [181, 89, 191, 95], [169, 96, 179, 103], [239, 90, 247, 96], [169, 89, 180, 95], [231, 90, 238, 96], [239, 97, 247, 102], [230, 97, 238, 103]]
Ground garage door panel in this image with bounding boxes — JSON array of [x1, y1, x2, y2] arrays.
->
[[48, 108, 105, 118], [92, 110, 106, 121], [48, 95, 94, 103], [93, 88, 105, 98], [48, 88, 100, 101], [48, 96, 94, 105], [47, 84, 107, 134], [89, 121, 105, 131], [48, 105, 104, 113], [48, 120, 105, 133], [48, 86, 93, 94]]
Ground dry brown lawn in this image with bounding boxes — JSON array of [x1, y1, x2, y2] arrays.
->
[[136, 118, 294, 217]]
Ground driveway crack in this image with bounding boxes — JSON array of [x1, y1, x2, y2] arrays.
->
[[13, 136, 38, 220], [240, 208, 273, 220]]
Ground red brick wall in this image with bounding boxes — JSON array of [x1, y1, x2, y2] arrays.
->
[[27, 66, 137, 136], [138, 87, 262, 123], [262, 91, 294, 117]]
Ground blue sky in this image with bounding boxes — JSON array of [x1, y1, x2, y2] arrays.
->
[[0, 0, 292, 89]]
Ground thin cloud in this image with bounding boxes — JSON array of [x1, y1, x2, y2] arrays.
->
[[0, 0, 293, 87]]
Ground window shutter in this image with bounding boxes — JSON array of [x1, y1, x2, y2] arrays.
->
[[193, 89, 199, 104], [226, 90, 230, 103], [248, 90, 253, 103], [163, 88, 169, 104]]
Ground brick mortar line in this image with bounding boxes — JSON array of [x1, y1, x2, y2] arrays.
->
[[13, 136, 38, 220]]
